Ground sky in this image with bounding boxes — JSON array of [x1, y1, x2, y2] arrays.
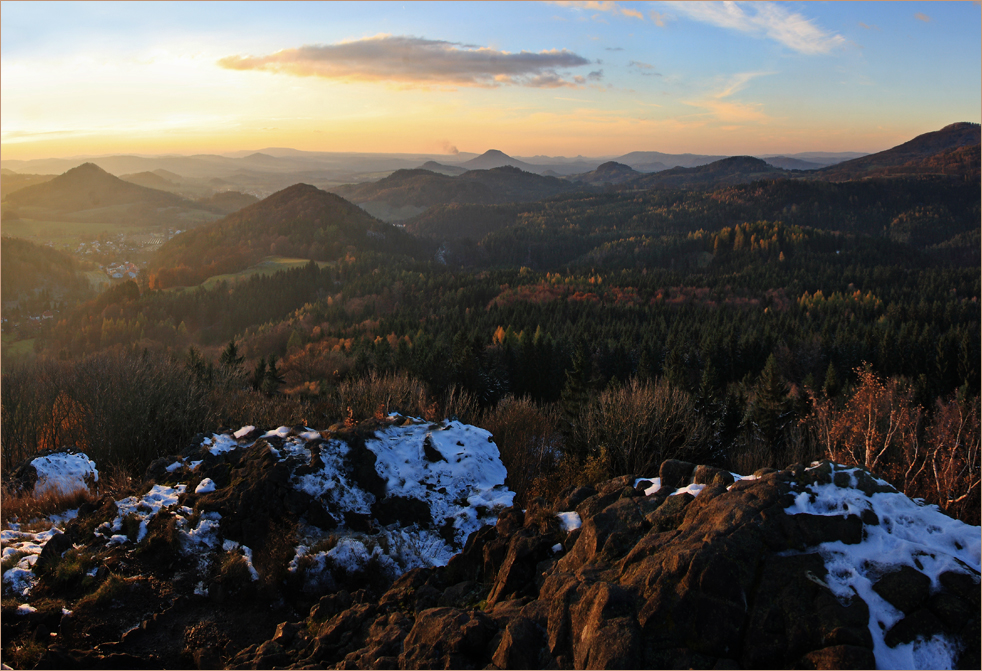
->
[[2, 1, 980, 160]]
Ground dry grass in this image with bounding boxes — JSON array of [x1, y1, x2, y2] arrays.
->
[[0, 484, 96, 526]]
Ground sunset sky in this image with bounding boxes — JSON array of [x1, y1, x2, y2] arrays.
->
[[2, 1, 980, 160]]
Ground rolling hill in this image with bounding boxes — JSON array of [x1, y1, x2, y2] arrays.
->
[[761, 156, 824, 170], [193, 190, 260, 215], [148, 183, 431, 288], [461, 149, 539, 172], [3, 163, 219, 226], [624, 156, 789, 190], [418, 161, 469, 176], [0, 170, 57, 200], [614, 151, 728, 170], [567, 161, 641, 186], [331, 166, 580, 221], [817, 122, 981, 180]]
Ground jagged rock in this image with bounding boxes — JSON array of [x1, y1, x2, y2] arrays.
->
[[399, 607, 497, 669], [7, 427, 980, 671], [872, 564, 932, 614]]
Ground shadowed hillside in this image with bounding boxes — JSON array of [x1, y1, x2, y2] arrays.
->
[[818, 122, 981, 180], [148, 183, 430, 288]]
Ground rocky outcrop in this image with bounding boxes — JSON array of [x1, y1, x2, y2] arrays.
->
[[4, 422, 979, 670], [228, 460, 980, 670]]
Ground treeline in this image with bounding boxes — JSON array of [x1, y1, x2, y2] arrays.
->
[[3, 348, 978, 524]]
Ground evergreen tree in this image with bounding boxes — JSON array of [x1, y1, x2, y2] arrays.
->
[[559, 341, 592, 461], [823, 362, 840, 398], [262, 355, 285, 396], [219, 339, 244, 371], [251, 357, 267, 392]]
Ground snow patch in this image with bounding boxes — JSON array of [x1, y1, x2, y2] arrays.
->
[[556, 511, 582, 533], [786, 463, 980, 670], [195, 478, 216, 494], [31, 452, 98, 496], [234, 425, 256, 439]]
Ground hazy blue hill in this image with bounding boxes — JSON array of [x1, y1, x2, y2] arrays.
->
[[614, 151, 727, 169], [568, 161, 641, 185], [462, 149, 538, 171], [625, 156, 788, 189], [332, 166, 578, 215], [5, 163, 193, 212], [419, 161, 469, 176], [762, 156, 824, 170]]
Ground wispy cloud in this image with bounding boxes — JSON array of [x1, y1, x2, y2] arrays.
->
[[649, 11, 668, 27], [218, 34, 595, 88], [858, 22, 880, 31], [549, 2, 645, 21], [665, 1, 846, 54], [628, 61, 662, 76], [915, 12, 931, 23], [682, 71, 774, 124]]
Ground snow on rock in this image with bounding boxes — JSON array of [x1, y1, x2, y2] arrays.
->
[[556, 511, 582, 533], [194, 478, 216, 494], [367, 420, 514, 549], [1, 527, 62, 597], [31, 452, 98, 496], [786, 462, 980, 670], [292, 439, 376, 517], [99, 484, 187, 545]]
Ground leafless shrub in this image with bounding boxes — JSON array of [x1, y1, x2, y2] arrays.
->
[[479, 395, 561, 505], [336, 371, 427, 422], [583, 378, 708, 477]]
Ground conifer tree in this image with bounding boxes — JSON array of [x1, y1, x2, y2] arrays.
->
[[560, 341, 592, 461], [251, 357, 267, 392], [219, 339, 244, 371], [262, 355, 285, 396]]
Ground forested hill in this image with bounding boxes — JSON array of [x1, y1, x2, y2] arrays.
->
[[0, 236, 94, 304], [3, 162, 193, 211], [407, 173, 980, 268], [624, 156, 790, 190], [331, 166, 579, 211], [148, 183, 432, 289], [817, 122, 981, 180]]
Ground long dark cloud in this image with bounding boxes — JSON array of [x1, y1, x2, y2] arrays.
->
[[218, 35, 595, 88]]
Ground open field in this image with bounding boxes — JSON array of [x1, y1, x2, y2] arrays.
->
[[82, 269, 113, 291], [167, 256, 332, 292], [1, 335, 35, 362]]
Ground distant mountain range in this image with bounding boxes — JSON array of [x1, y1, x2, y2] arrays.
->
[[3, 123, 976, 230], [761, 157, 825, 171]]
